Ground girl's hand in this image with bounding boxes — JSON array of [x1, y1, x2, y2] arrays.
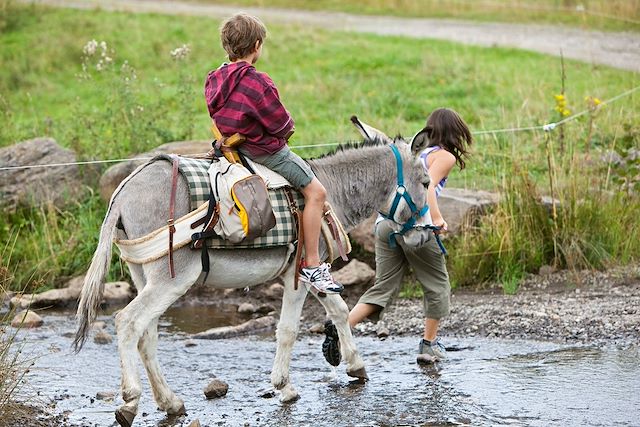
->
[[433, 218, 448, 234]]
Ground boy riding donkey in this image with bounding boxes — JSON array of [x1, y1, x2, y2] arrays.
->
[[204, 13, 342, 294]]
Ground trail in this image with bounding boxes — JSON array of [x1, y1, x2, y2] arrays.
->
[[28, 0, 640, 72]]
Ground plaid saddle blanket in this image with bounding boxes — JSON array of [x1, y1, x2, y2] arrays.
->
[[155, 154, 304, 249]]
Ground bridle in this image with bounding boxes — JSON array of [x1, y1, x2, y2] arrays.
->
[[378, 144, 447, 254], [378, 144, 429, 247]]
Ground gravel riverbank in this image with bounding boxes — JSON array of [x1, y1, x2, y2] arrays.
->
[[343, 265, 640, 346]]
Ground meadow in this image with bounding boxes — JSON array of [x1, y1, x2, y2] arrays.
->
[[1, 2, 639, 292]]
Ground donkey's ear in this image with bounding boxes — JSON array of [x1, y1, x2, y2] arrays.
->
[[410, 128, 429, 155], [350, 116, 392, 144]]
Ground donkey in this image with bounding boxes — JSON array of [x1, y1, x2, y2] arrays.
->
[[74, 138, 429, 427]]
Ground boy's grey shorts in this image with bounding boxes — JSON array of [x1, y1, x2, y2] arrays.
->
[[242, 146, 314, 189], [357, 220, 451, 322]]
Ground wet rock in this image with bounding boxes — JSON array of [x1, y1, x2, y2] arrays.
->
[[203, 379, 229, 399], [256, 303, 276, 315], [376, 322, 390, 338], [96, 391, 116, 401], [192, 316, 277, 339], [11, 310, 43, 328], [309, 322, 325, 334], [102, 281, 134, 305], [94, 331, 113, 345], [237, 303, 256, 314], [91, 321, 106, 331], [262, 283, 284, 299], [258, 388, 276, 398], [333, 259, 375, 287], [10, 275, 133, 310], [0, 138, 86, 210], [99, 140, 211, 201], [349, 213, 377, 253]]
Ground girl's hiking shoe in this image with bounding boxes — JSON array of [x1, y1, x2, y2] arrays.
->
[[322, 320, 341, 366], [417, 337, 447, 364], [299, 263, 344, 294]]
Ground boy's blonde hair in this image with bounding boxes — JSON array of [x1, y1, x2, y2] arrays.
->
[[220, 13, 267, 61]]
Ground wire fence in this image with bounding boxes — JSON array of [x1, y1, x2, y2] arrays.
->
[[1, 84, 638, 172]]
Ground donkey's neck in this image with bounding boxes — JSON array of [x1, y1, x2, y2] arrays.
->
[[308, 145, 398, 231]]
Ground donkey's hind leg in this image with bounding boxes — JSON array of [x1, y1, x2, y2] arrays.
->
[[271, 267, 308, 402], [138, 319, 186, 415], [314, 294, 368, 381], [114, 268, 196, 427]]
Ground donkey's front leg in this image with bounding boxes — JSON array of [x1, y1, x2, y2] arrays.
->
[[271, 269, 308, 402], [314, 294, 368, 381]]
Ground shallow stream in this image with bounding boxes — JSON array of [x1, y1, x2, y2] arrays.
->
[[16, 307, 640, 426]]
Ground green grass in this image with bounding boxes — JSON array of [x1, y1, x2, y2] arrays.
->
[[0, 4, 639, 291], [195, 0, 640, 32]]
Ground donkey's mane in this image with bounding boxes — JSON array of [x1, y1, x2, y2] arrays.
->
[[308, 138, 389, 160]]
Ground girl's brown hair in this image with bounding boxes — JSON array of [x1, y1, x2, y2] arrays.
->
[[220, 13, 267, 61], [424, 108, 473, 170]]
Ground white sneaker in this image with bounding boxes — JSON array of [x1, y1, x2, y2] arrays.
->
[[299, 263, 343, 294]]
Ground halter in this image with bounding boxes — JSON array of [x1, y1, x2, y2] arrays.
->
[[379, 144, 430, 248]]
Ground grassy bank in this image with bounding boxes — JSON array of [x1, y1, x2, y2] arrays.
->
[[195, 0, 640, 32], [0, 4, 639, 291]]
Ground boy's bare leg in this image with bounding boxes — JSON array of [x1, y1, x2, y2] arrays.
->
[[348, 303, 379, 328], [300, 178, 327, 267], [423, 318, 440, 342]]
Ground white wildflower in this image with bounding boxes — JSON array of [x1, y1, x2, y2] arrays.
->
[[83, 39, 98, 56], [170, 44, 191, 61]]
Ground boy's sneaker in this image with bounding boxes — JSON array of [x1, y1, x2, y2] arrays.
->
[[299, 263, 343, 294], [417, 338, 447, 364]]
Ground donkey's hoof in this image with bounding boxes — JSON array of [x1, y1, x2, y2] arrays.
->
[[115, 407, 136, 427], [347, 367, 369, 382], [279, 384, 299, 403], [167, 403, 186, 416]]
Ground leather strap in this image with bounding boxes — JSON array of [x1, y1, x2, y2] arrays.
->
[[323, 204, 349, 262], [168, 155, 180, 279], [284, 188, 303, 290]]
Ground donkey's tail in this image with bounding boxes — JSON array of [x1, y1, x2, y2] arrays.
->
[[73, 204, 120, 352]]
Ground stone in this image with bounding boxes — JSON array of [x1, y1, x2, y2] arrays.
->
[[91, 321, 107, 331], [262, 283, 284, 299], [349, 213, 377, 253], [10, 276, 133, 310], [11, 310, 43, 328], [437, 188, 499, 234], [309, 322, 325, 334], [332, 259, 375, 287], [187, 420, 202, 427], [237, 302, 256, 314], [376, 322, 390, 338], [0, 138, 86, 210], [184, 339, 198, 347], [99, 140, 212, 201], [96, 391, 116, 401], [256, 303, 276, 315], [94, 331, 113, 344], [203, 379, 229, 399], [192, 316, 277, 339]]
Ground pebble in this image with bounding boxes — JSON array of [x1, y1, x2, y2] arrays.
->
[[204, 379, 229, 399], [93, 331, 113, 345]]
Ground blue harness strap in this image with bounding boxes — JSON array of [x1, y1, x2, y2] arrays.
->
[[380, 144, 446, 255]]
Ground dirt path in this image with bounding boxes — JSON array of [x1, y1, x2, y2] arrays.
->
[[29, 0, 640, 72]]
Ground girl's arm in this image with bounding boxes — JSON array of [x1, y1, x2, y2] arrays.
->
[[426, 150, 456, 231]]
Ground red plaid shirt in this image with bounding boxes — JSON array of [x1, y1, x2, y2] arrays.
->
[[204, 62, 294, 157]]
